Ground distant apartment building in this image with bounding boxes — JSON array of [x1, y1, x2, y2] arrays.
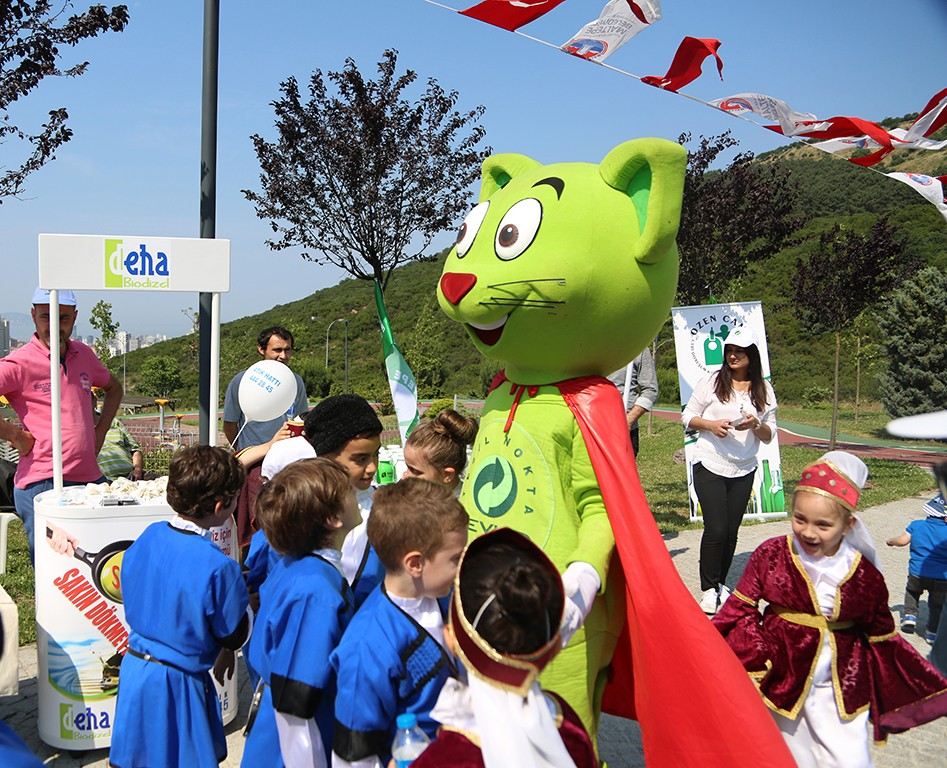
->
[[0, 316, 9, 356], [106, 330, 167, 357]]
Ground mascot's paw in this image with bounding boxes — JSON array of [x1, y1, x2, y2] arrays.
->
[[560, 596, 584, 648], [560, 562, 601, 646]]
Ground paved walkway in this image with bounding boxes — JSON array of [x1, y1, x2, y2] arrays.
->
[[2, 496, 944, 766]]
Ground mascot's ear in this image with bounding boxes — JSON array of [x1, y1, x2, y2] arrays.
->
[[479, 153, 542, 201], [599, 138, 687, 265]]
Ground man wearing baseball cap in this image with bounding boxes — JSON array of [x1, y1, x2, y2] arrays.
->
[[0, 288, 123, 562]]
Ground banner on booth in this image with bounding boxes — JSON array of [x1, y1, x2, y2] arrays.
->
[[38, 234, 230, 293], [671, 301, 786, 521]]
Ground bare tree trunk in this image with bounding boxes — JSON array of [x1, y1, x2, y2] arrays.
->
[[830, 331, 840, 450], [647, 338, 657, 436], [854, 332, 861, 424]]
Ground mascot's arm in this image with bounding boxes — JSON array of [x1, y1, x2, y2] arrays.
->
[[567, 421, 615, 588], [711, 547, 779, 681]]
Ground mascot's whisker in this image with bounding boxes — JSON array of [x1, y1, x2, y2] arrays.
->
[[479, 298, 563, 309]]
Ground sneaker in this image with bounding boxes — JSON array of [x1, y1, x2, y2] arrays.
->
[[924, 630, 936, 644], [699, 588, 719, 615], [901, 614, 917, 633], [718, 584, 732, 606]]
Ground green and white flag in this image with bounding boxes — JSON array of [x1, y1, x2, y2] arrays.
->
[[374, 281, 420, 443]]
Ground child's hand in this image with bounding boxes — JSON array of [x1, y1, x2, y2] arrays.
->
[[886, 532, 910, 547], [213, 648, 236, 685]]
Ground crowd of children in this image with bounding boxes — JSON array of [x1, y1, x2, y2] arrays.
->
[[102, 394, 945, 768], [3, 389, 943, 767]]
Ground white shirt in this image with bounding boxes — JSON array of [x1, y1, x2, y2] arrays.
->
[[340, 487, 376, 584], [682, 373, 777, 477], [795, 536, 857, 686]]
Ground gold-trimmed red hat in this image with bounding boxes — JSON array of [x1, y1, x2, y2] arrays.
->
[[450, 528, 563, 697], [796, 451, 868, 512]]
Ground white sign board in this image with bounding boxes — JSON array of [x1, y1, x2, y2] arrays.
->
[[38, 233, 229, 292], [671, 301, 786, 521]]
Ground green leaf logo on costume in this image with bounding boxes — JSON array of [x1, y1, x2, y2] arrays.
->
[[472, 455, 518, 518]]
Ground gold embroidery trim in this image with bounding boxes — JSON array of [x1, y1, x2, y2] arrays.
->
[[868, 630, 898, 643], [733, 590, 757, 607], [771, 606, 855, 631]]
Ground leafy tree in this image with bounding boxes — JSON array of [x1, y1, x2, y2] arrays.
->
[[676, 131, 802, 305], [792, 218, 911, 446], [876, 266, 947, 417], [243, 48, 489, 291], [88, 298, 117, 360], [404, 297, 447, 397], [137, 355, 183, 399], [1, 1, 129, 202]]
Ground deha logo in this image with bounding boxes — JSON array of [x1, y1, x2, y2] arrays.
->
[[60, 702, 111, 740], [105, 239, 171, 289]]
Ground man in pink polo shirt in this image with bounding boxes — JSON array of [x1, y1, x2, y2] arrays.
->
[[0, 288, 123, 562]]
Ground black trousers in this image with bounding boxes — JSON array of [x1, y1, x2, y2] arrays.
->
[[694, 462, 756, 592], [904, 573, 947, 633]]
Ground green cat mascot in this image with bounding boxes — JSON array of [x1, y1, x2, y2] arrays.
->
[[437, 139, 793, 766]]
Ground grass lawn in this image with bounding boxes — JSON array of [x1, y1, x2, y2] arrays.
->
[[1, 411, 936, 647], [635, 416, 936, 535]]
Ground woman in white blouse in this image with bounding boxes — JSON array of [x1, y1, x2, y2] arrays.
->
[[682, 327, 777, 615]]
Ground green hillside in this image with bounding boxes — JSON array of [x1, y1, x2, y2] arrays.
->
[[121, 132, 947, 408]]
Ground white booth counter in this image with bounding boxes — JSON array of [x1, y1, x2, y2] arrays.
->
[[34, 481, 239, 750]]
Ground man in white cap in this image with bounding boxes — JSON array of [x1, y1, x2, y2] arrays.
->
[[0, 288, 123, 562]]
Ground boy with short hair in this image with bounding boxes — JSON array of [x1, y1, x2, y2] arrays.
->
[[110, 446, 249, 768], [249, 394, 383, 603], [242, 458, 360, 768], [331, 479, 469, 768], [887, 492, 947, 643]]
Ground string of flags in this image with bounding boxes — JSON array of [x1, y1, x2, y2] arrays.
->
[[421, 0, 947, 222]]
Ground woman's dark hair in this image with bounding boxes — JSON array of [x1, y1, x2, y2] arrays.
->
[[406, 408, 478, 474], [459, 541, 563, 655], [714, 343, 769, 411]]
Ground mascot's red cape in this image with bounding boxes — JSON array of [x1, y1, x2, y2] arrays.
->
[[491, 372, 795, 767]]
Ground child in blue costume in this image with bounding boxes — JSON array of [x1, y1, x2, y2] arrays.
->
[[246, 394, 384, 608], [110, 446, 249, 768], [242, 458, 361, 768], [887, 493, 947, 643], [331, 479, 469, 768]]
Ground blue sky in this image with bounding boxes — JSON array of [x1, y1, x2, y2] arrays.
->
[[3, 0, 945, 337]]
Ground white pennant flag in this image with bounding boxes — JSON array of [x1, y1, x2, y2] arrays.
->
[[709, 92, 820, 135], [561, 0, 661, 62], [886, 172, 947, 223]]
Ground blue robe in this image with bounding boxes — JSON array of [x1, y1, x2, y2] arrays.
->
[[350, 543, 384, 609], [242, 552, 354, 768], [110, 523, 248, 768], [331, 585, 455, 764]]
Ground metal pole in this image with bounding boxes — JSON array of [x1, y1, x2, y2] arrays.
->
[[343, 320, 349, 391], [198, 0, 219, 445], [122, 333, 127, 395]]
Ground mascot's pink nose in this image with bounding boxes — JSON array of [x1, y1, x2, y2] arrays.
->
[[440, 272, 477, 305]]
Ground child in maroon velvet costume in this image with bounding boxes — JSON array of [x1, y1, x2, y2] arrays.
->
[[713, 451, 947, 768], [412, 528, 596, 768]]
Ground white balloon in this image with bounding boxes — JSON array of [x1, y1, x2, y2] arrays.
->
[[237, 360, 298, 423]]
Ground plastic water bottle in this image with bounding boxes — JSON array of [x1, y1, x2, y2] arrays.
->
[[391, 712, 430, 767]]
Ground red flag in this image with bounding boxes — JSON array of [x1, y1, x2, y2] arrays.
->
[[766, 115, 898, 167], [641, 37, 723, 92], [908, 87, 947, 138], [459, 0, 568, 31]]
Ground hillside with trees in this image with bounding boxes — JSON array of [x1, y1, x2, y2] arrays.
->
[[119, 125, 947, 413]]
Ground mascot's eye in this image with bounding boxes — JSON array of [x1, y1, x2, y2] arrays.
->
[[455, 202, 490, 258], [495, 198, 542, 261]]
